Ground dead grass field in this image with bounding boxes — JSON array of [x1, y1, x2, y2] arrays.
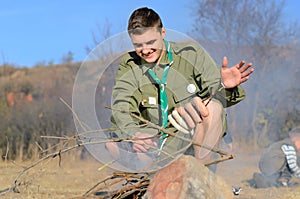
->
[[0, 150, 113, 199], [1, 147, 300, 199]]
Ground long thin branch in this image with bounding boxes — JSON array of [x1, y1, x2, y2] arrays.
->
[[204, 154, 235, 166], [107, 106, 229, 156], [0, 142, 82, 195], [0, 132, 175, 195], [63, 97, 229, 158], [0, 94, 232, 197], [59, 97, 88, 132]]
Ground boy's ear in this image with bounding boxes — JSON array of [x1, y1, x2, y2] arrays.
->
[[161, 27, 166, 38]]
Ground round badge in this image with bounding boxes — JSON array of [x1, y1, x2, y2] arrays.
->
[[187, 84, 196, 94]]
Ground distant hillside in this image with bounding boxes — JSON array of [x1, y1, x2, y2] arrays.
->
[[1, 43, 300, 160], [0, 62, 81, 160]]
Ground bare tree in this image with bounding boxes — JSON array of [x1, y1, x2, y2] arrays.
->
[[190, 0, 300, 148], [191, 0, 298, 65], [85, 18, 113, 54]]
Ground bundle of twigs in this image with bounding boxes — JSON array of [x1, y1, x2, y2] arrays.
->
[[82, 172, 152, 198]]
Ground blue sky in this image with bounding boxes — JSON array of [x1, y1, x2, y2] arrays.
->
[[1, 0, 299, 67]]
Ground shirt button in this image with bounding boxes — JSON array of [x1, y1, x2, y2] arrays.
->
[[187, 84, 196, 94]]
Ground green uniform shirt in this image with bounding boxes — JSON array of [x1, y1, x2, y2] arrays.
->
[[110, 41, 245, 153]]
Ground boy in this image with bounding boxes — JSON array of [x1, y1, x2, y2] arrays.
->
[[106, 7, 253, 169], [250, 127, 300, 188]]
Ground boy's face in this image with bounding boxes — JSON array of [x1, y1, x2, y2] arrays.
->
[[294, 137, 300, 150], [291, 134, 300, 150], [130, 27, 166, 63]]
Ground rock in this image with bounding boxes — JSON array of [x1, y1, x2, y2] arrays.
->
[[145, 155, 233, 199]]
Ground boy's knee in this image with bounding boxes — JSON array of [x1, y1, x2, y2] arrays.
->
[[106, 142, 120, 159], [207, 100, 223, 116]]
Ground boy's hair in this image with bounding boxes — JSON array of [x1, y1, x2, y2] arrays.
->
[[289, 127, 300, 139], [127, 7, 163, 35]]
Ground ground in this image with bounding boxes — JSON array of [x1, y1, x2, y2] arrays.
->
[[216, 147, 300, 199], [1, 148, 300, 199]]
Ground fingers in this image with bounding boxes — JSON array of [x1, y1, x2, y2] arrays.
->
[[177, 106, 196, 129], [239, 62, 253, 73], [239, 62, 254, 83], [170, 110, 189, 130], [170, 96, 209, 132], [242, 64, 254, 77], [179, 96, 209, 121], [222, 56, 228, 69], [132, 132, 157, 153], [133, 143, 148, 153], [133, 140, 157, 153], [224, 56, 254, 72], [236, 60, 246, 69], [193, 97, 209, 117], [168, 112, 190, 134], [236, 59, 254, 75], [182, 97, 209, 124], [185, 103, 202, 123]]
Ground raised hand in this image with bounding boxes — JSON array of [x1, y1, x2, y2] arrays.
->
[[221, 56, 254, 88]]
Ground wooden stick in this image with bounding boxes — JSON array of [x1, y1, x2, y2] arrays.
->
[[205, 154, 235, 166], [107, 106, 229, 156]]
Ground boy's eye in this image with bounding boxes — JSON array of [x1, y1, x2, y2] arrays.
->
[[146, 40, 155, 45], [133, 39, 156, 48], [134, 43, 142, 48]]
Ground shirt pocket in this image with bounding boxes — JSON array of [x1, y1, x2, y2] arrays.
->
[[138, 83, 160, 123], [170, 81, 200, 106], [139, 97, 160, 125], [167, 68, 199, 106]]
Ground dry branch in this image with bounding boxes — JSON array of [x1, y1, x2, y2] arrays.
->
[[107, 106, 229, 156], [1, 97, 234, 198], [0, 140, 82, 195], [83, 172, 152, 198]]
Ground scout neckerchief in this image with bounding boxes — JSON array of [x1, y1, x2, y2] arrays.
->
[[147, 40, 173, 148]]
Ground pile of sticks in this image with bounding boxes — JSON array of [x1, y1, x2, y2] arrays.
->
[[82, 172, 152, 198]]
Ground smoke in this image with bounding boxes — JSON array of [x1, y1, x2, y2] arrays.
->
[[200, 40, 300, 145]]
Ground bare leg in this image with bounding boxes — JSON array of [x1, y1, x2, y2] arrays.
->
[[193, 100, 223, 164], [105, 142, 120, 159]]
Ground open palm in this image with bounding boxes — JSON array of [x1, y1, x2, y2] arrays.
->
[[220, 56, 254, 88]]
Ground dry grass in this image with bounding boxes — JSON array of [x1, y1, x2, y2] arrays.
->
[[0, 150, 114, 199], [1, 147, 300, 199]]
